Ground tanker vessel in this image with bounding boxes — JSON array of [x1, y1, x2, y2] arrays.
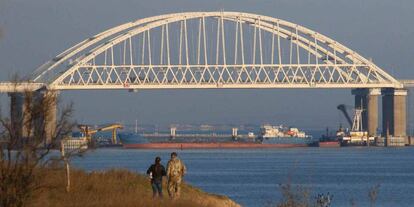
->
[[120, 125, 315, 149]]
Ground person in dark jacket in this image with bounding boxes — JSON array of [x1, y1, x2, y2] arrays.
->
[[146, 156, 167, 198]]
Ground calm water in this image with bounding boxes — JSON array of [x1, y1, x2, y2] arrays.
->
[[71, 147, 414, 207]]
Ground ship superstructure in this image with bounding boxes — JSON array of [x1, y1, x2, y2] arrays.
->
[[336, 105, 375, 145], [259, 125, 310, 138]]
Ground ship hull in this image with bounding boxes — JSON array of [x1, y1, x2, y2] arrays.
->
[[119, 132, 315, 149], [318, 141, 341, 148], [123, 142, 308, 149]]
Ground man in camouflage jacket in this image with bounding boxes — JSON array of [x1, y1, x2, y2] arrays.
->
[[166, 152, 187, 199]]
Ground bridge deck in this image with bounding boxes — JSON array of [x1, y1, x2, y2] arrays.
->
[[0, 82, 44, 93], [400, 80, 414, 88], [0, 80, 413, 93]]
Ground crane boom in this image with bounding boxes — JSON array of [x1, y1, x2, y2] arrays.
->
[[337, 104, 353, 127], [78, 123, 123, 144], [96, 124, 123, 132]]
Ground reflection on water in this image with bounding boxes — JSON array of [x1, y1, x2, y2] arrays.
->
[[72, 147, 414, 207]]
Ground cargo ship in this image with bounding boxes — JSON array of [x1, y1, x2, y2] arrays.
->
[[120, 125, 315, 149], [318, 127, 343, 148]]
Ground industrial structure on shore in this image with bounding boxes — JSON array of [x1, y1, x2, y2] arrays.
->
[[0, 12, 413, 146]]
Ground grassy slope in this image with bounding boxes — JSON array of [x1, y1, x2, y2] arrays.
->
[[29, 168, 240, 207]]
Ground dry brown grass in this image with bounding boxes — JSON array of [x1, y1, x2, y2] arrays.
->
[[28, 168, 239, 207]]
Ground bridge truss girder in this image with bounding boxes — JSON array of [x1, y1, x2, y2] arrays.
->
[[31, 12, 402, 90]]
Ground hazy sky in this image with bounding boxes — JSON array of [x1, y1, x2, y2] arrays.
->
[[0, 0, 413, 129]]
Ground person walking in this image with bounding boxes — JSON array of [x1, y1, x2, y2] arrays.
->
[[146, 156, 166, 198], [166, 152, 186, 199]]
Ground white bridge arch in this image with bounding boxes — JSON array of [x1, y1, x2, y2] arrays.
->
[[31, 11, 402, 90]]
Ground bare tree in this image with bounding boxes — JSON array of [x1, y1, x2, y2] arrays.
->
[[0, 87, 75, 207], [275, 183, 312, 207]]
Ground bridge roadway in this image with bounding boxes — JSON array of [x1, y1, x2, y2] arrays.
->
[[400, 80, 414, 88], [0, 82, 44, 93], [1, 80, 414, 93]]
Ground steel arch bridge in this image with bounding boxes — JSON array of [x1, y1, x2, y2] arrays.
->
[[30, 11, 403, 90]]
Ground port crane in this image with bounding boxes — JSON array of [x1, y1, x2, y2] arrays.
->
[[78, 124, 123, 144], [337, 104, 353, 128], [337, 104, 363, 131]]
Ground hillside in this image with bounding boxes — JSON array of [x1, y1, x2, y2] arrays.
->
[[29, 168, 240, 207]]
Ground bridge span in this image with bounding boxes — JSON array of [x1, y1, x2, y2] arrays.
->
[[1, 12, 412, 144], [1, 79, 413, 92]]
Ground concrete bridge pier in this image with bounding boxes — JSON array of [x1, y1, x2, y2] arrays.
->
[[9, 90, 58, 144], [351, 88, 380, 136], [37, 90, 58, 144], [382, 88, 407, 138], [9, 92, 31, 138]]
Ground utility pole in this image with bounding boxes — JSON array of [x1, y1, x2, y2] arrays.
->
[[61, 140, 70, 192], [135, 119, 138, 134], [386, 122, 390, 147]]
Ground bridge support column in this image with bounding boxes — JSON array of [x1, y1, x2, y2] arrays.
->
[[382, 88, 407, 138], [9, 91, 58, 145], [9, 92, 31, 138], [351, 88, 380, 136], [36, 90, 58, 144]]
